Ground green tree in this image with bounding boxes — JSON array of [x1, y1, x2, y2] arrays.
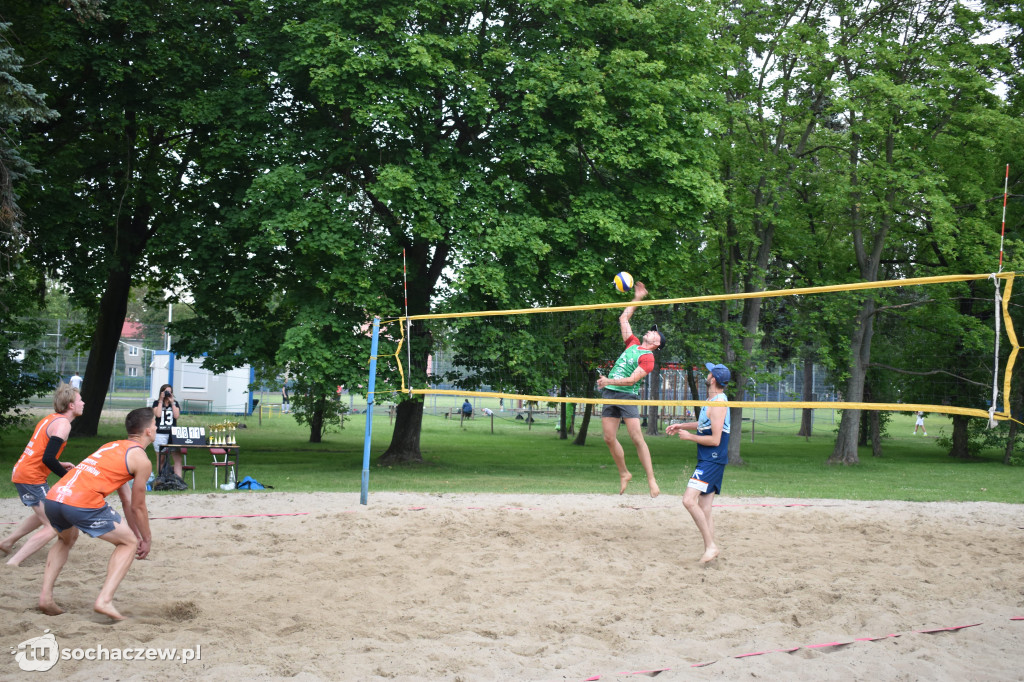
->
[[230, 0, 725, 461], [9, 0, 271, 435], [0, 18, 62, 429], [817, 0, 1021, 463], [171, 164, 391, 443], [704, 0, 839, 464]]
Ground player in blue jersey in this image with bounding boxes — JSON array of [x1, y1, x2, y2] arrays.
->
[[666, 362, 731, 563]]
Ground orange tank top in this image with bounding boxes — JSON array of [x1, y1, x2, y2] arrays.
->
[[12, 413, 68, 485], [47, 440, 138, 509]]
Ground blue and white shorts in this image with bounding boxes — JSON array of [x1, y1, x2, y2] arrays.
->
[[44, 500, 122, 538], [14, 482, 50, 508], [688, 460, 726, 496]]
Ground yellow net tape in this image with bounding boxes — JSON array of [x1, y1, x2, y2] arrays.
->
[[1002, 274, 1018, 417], [376, 272, 1019, 421], [385, 272, 1010, 322]]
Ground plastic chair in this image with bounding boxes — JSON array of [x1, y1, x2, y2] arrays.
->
[[180, 449, 196, 489], [211, 448, 237, 488]]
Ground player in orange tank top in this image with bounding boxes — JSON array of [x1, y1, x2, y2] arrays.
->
[[1, 385, 83, 566], [49, 440, 138, 509], [12, 414, 70, 484], [39, 407, 155, 621]]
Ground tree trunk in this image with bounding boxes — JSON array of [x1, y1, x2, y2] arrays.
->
[[71, 249, 140, 436], [1004, 420, 1018, 465], [573, 403, 593, 446], [724, 260, 769, 467], [686, 367, 700, 418], [379, 398, 425, 464], [949, 414, 971, 459], [1004, 373, 1023, 464], [308, 395, 325, 443], [573, 369, 597, 446], [645, 362, 661, 436], [828, 298, 875, 464], [797, 354, 814, 438], [558, 381, 568, 440], [379, 318, 432, 462], [726, 369, 747, 466], [870, 411, 882, 457]]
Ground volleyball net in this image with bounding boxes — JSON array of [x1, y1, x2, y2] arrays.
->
[[371, 273, 1020, 423]]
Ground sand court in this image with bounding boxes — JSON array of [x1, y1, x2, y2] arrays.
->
[[2, 491, 1022, 680]]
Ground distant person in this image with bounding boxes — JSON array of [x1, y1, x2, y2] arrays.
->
[[69, 373, 82, 390], [482, 407, 493, 417], [666, 362, 731, 563], [282, 384, 290, 413], [499, 398, 504, 410], [462, 399, 473, 419], [39, 407, 155, 620], [596, 280, 664, 498], [0, 384, 81, 566], [152, 384, 183, 479], [914, 411, 927, 436]]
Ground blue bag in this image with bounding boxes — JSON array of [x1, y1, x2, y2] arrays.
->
[[235, 476, 269, 490]]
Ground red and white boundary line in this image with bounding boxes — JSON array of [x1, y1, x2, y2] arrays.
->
[[582, 620, 1023, 679]]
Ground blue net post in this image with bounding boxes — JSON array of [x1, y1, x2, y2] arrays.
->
[[360, 317, 380, 505]]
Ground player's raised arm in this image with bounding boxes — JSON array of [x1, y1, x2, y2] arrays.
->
[[618, 281, 648, 342]]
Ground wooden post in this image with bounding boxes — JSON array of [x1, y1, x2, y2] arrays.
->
[[490, 412, 494, 434]]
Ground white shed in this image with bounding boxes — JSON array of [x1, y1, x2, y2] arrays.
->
[[150, 352, 255, 414]]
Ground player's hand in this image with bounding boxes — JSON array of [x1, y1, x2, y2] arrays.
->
[[136, 538, 151, 560], [597, 376, 610, 388], [675, 430, 695, 442], [633, 281, 648, 300], [62, 461, 74, 471]]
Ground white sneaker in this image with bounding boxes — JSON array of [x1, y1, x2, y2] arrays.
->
[[923, 432, 927, 436]]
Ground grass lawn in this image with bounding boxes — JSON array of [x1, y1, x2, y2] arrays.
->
[[1, 408, 1020, 503]]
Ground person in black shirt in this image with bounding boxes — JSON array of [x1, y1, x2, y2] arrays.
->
[[151, 384, 182, 478]]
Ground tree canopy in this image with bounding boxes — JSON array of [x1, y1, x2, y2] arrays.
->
[[2, 0, 1022, 464]]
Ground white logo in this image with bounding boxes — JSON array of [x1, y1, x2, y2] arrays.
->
[[11, 630, 59, 672]]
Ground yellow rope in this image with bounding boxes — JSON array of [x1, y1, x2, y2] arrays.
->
[[371, 273, 1019, 422], [404, 389, 1011, 421], [386, 272, 1014, 322], [1001, 274, 1019, 416]]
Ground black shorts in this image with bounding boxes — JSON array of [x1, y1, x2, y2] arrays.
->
[[600, 388, 642, 419]]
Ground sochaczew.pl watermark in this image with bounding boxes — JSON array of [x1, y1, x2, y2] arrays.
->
[[11, 630, 201, 672]]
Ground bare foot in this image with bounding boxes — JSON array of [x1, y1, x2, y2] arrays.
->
[[0, 544, 10, 556], [699, 547, 720, 564], [619, 471, 632, 494], [39, 600, 65, 616], [649, 481, 660, 498], [94, 599, 125, 621]]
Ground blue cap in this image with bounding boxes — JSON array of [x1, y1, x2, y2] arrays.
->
[[705, 362, 731, 386]]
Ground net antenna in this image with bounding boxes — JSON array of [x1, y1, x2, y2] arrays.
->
[[999, 164, 1009, 273], [990, 166, 1012, 427]]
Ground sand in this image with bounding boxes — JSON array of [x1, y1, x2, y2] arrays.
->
[[2, 490, 1022, 681]]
